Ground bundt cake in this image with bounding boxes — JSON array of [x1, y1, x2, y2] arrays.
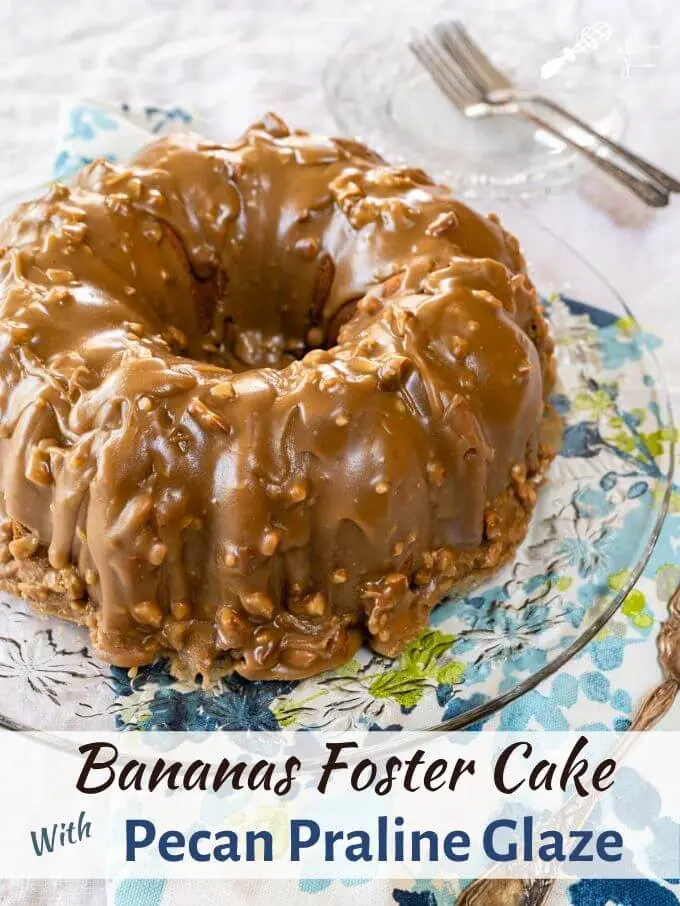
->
[[0, 114, 557, 680]]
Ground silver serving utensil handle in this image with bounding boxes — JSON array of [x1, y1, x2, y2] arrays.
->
[[526, 96, 680, 195]]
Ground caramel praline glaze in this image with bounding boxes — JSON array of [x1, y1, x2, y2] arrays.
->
[[0, 114, 557, 680]]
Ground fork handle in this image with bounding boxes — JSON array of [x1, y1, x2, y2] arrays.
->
[[527, 95, 680, 194], [516, 105, 669, 207]]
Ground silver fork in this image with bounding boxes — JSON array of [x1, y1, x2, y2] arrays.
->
[[409, 23, 678, 207], [439, 22, 680, 195]]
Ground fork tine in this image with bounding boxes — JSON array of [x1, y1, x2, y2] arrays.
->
[[409, 42, 467, 111], [409, 35, 479, 111], [435, 23, 488, 96], [452, 22, 513, 89], [442, 21, 513, 93], [409, 41, 452, 104], [423, 34, 480, 104]]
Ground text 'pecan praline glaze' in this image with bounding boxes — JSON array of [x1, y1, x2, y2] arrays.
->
[[0, 114, 558, 680]]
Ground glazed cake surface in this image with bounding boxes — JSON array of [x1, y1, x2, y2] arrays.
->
[[0, 114, 557, 679]]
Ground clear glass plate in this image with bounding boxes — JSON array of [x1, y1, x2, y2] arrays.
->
[[323, 14, 626, 199], [0, 205, 673, 733]]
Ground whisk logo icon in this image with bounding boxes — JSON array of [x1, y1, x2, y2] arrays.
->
[[541, 22, 613, 79]]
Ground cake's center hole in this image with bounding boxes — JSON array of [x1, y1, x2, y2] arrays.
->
[[201, 291, 356, 375], [191, 252, 358, 374]]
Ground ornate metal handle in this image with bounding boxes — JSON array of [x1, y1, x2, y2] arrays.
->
[[529, 96, 680, 195], [515, 105, 669, 208]]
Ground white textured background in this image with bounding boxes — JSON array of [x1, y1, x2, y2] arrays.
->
[[0, 2, 677, 902], [0, 0, 677, 381]]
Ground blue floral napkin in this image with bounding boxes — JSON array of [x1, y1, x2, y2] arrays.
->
[[43, 100, 680, 906]]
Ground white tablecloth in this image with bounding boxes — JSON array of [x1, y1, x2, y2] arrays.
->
[[1, 0, 677, 390], [0, 2, 678, 904]]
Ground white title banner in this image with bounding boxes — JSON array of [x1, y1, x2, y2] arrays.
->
[[0, 730, 677, 881]]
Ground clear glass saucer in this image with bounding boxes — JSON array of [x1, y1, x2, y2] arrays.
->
[[0, 203, 672, 733], [323, 16, 626, 199]]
